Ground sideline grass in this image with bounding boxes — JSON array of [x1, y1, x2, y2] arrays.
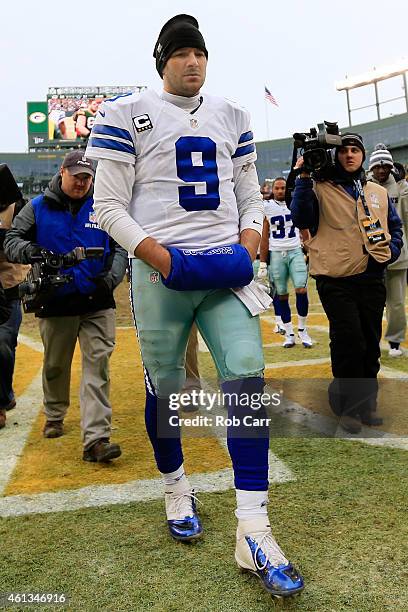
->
[[1, 438, 407, 611]]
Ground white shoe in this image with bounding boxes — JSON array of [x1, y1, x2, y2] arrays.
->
[[389, 347, 403, 357], [282, 333, 295, 348], [298, 329, 313, 348], [235, 517, 304, 597], [273, 323, 286, 335], [165, 484, 203, 541]]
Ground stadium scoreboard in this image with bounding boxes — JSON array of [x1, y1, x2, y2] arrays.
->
[[27, 86, 146, 151]]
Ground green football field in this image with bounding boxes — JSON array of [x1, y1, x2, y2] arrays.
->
[[1, 280, 407, 611]]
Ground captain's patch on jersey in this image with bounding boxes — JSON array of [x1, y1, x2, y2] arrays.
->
[[133, 114, 153, 133]]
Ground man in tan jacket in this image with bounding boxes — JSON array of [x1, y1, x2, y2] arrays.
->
[[291, 134, 403, 434]]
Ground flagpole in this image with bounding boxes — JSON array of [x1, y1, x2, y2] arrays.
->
[[264, 95, 270, 141]]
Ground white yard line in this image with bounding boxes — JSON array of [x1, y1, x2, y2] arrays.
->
[[380, 366, 408, 379], [17, 333, 44, 353], [264, 383, 408, 450], [265, 357, 331, 369], [0, 371, 43, 496], [0, 335, 44, 495], [0, 461, 295, 518], [0, 470, 230, 518], [198, 332, 210, 353]]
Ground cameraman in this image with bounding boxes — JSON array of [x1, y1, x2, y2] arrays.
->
[[291, 134, 403, 434], [0, 166, 30, 429], [4, 151, 127, 462]]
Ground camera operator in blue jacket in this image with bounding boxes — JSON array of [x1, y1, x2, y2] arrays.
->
[[4, 151, 127, 462]]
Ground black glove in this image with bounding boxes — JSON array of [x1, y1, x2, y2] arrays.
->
[[25, 244, 54, 263], [89, 272, 113, 300]]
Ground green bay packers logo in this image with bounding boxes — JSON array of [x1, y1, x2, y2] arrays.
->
[[29, 111, 47, 124]]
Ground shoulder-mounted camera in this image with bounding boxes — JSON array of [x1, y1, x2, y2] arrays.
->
[[19, 246, 104, 314], [293, 121, 342, 176], [285, 121, 342, 206]]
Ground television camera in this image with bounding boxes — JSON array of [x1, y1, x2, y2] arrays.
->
[[285, 121, 342, 206], [19, 246, 104, 313]]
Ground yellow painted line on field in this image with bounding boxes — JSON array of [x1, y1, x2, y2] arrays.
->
[[13, 342, 43, 398], [6, 329, 229, 497], [260, 319, 282, 345]]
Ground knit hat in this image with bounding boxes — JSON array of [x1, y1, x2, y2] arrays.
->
[[153, 14, 208, 78], [340, 133, 366, 161], [369, 143, 394, 171]]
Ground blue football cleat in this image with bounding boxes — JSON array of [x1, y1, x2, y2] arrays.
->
[[235, 517, 304, 597], [165, 488, 203, 542]]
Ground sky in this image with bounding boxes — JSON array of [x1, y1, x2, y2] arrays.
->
[[1, 0, 407, 152]]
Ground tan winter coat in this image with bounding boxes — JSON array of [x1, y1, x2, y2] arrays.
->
[[305, 181, 391, 277], [0, 204, 30, 289]]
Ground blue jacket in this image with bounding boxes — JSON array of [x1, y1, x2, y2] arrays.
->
[[32, 193, 109, 296], [291, 176, 403, 278]]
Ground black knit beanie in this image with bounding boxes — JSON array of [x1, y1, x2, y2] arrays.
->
[[339, 133, 366, 161], [153, 14, 208, 78]]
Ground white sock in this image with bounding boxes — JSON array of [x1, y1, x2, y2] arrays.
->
[[162, 464, 189, 493], [284, 322, 294, 335], [298, 316, 307, 330], [235, 489, 268, 520], [275, 316, 283, 325]]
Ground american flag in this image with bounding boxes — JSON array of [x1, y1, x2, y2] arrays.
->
[[264, 86, 279, 107]]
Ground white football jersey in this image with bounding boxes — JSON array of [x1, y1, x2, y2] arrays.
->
[[86, 89, 257, 249], [264, 199, 300, 251]]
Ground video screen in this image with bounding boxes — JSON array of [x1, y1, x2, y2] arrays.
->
[[47, 96, 105, 142]]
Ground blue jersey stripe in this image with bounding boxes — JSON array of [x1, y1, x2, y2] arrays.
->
[[88, 137, 135, 155], [92, 124, 133, 143], [238, 131, 253, 144], [232, 143, 256, 159]]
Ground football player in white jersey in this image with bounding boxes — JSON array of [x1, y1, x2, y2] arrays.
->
[[86, 14, 304, 598], [258, 178, 313, 348]]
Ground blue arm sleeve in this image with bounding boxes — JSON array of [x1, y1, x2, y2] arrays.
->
[[162, 244, 254, 291], [290, 177, 319, 234], [387, 197, 403, 264]]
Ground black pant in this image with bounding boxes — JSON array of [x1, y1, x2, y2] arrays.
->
[[0, 299, 22, 408], [316, 276, 386, 418]]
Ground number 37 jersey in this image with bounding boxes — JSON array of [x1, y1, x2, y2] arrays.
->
[[264, 199, 301, 252], [86, 89, 257, 249]]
